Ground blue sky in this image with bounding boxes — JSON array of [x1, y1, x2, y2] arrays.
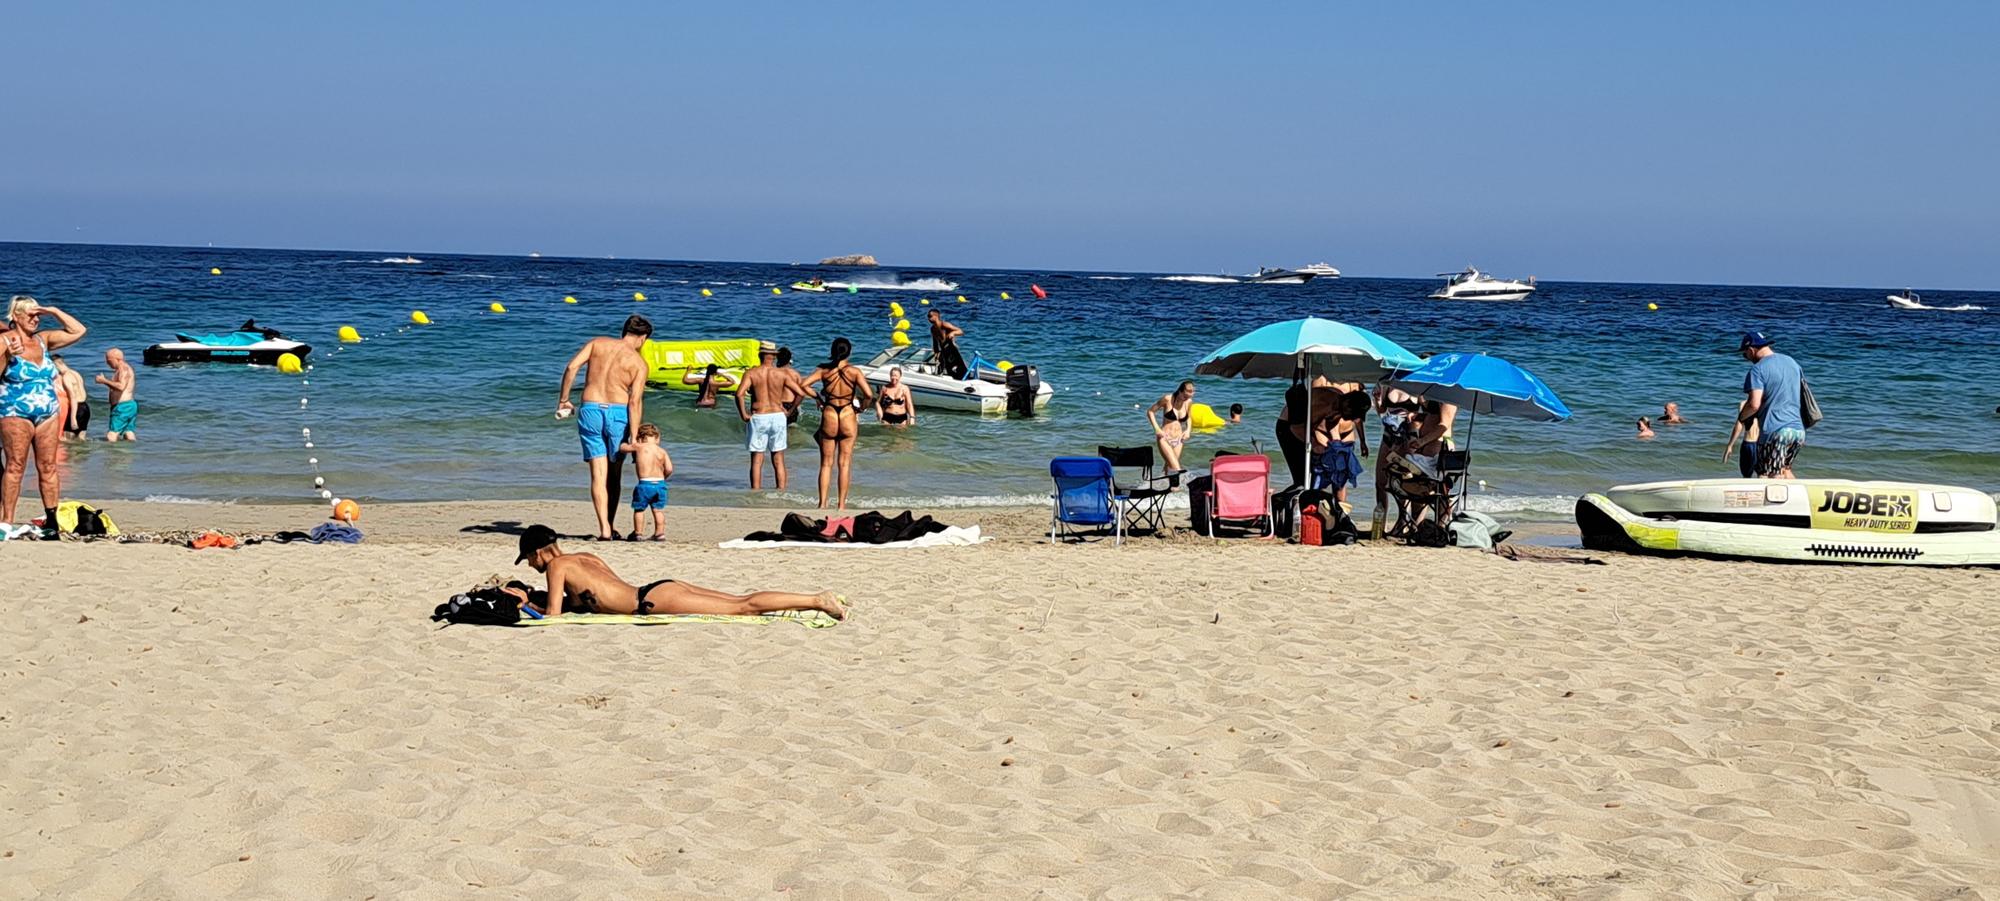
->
[[4, 1, 1995, 287]]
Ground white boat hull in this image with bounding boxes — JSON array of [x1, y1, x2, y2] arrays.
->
[[1578, 478, 2000, 566], [1887, 294, 1922, 309]]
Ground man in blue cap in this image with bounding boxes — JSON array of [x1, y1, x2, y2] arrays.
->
[[1725, 331, 1805, 479]]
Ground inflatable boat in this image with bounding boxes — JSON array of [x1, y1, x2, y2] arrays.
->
[[1577, 478, 2000, 567], [142, 320, 311, 366], [641, 338, 762, 390]]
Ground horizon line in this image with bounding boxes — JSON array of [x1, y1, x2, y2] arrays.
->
[[0, 238, 1988, 295]]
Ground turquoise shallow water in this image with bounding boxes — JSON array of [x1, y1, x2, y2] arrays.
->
[[4, 242, 1996, 520]]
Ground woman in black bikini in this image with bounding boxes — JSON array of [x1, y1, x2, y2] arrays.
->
[[1147, 379, 1196, 474], [875, 366, 916, 428], [806, 337, 873, 510]]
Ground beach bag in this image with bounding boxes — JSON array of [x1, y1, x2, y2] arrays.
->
[[1447, 511, 1512, 551], [55, 501, 120, 537], [431, 588, 522, 626], [1800, 380, 1823, 429]]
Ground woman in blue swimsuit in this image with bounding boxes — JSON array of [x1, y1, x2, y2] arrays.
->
[[2, 296, 88, 527]]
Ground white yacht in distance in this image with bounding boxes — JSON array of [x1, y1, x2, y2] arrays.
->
[[1886, 289, 1923, 310], [1293, 262, 1341, 278], [1429, 267, 1536, 301]]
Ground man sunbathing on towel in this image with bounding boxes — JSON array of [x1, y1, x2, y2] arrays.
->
[[504, 524, 846, 619]]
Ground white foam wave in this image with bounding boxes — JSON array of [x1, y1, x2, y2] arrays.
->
[[378, 256, 422, 264], [142, 494, 235, 505], [1157, 275, 1239, 284], [1901, 302, 1986, 311], [1461, 493, 1578, 520], [824, 277, 960, 292]]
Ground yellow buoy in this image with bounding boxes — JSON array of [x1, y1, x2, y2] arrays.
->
[[890, 331, 911, 347], [410, 310, 431, 325], [888, 302, 904, 318], [276, 353, 304, 374], [633, 292, 647, 301], [210, 267, 222, 275], [563, 295, 578, 304], [700, 288, 713, 297], [920, 298, 930, 305], [996, 360, 1013, 372], [956, 295, 966, 303], [489, 302, 507, 313], [999, 292, 1010, 300], [337, 325, 361, 343], [894, 318, 910, 332], [772, 287, 783, 295], [1647, 302, 1659, 311]]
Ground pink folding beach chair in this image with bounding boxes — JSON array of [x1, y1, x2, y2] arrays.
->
[[1205, 454, 1273, 538]]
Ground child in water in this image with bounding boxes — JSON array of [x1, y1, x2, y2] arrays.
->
[[621, 423, 674, 541]]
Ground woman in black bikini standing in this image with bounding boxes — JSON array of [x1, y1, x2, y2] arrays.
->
[[806, 337, 873, 510], [1147, 379, 1197, 474]]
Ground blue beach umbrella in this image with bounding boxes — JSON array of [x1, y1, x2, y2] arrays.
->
[[1194, 316, 1423, 382], [1389, 352, 1569, 507], [1387, 352, 1571, 422]]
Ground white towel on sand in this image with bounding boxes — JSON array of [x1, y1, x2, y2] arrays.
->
[[717, 525, 986, 549]]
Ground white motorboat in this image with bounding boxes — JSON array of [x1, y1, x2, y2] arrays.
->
[[1887, 289, 1924, 310], [1429, 267, 1536, 301], [1293, 262, 1341, 278], [857, 344, 1054, 415], [1577, 478, 2000, 567], [1242, 266, 1314, 284]]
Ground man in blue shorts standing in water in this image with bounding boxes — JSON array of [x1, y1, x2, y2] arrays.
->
[[1727, 331, 1805, 479], [556, 315, 651, 540]]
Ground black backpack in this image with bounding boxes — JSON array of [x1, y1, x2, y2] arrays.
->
[[431, 587, 523, 626]]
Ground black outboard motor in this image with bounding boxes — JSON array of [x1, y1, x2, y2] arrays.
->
[[1005, 364, 1040, 417]]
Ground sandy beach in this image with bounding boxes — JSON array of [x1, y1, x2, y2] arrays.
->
[[3, 500, 1997, 898]]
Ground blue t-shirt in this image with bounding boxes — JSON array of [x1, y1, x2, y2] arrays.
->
[[1744, 352, 1804, 434]]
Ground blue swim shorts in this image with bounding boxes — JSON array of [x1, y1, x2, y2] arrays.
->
[[746, 411, 788, 453], [631, 479, 669, 510], [107, 400, 140, 434], [577, 403, 629, 461]]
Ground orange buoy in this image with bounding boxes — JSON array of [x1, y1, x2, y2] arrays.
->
[[1030, 284, 1048, 299]]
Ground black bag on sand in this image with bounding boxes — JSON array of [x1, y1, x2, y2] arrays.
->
[[432, 587, 522, 626]]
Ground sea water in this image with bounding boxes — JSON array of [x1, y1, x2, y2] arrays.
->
[[4, 242, 1996, 520]]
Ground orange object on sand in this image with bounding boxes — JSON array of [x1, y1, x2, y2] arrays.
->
[[191, 531, 238, 550], [332, 499, 361, 523]]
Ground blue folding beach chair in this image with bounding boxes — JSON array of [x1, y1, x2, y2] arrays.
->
[[1049, 456, 1122, 545]]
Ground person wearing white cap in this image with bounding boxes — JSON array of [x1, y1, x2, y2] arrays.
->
[[735, 340, 796, 491]]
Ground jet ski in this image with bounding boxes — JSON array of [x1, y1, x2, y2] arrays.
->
[[143, 320, 313, 366], [1577, 478, 2000, 567], [789, 282, 831, 293]]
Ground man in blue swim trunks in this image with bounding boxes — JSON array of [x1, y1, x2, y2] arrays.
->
[[556, 315, 652, 540], [1727, 331, 1806, 479]]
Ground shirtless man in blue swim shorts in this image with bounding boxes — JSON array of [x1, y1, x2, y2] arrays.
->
[[556, 315, 651, 540]]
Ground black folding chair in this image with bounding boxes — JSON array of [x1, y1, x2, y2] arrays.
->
[[1098, 445, 1173, 534], [1384, 449, 1472, 541]]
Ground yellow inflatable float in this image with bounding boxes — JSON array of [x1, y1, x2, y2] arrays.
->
[[1188, 402, 1230, 430], [641, 338, 762, 389]]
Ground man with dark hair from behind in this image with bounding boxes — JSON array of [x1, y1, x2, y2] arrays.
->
[[556, 315, 652, 539]]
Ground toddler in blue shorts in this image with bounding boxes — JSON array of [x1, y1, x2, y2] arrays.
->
[[620, 423, 674, 541]]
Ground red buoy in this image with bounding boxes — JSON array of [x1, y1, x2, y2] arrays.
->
[[1030, 284, 1047, 299]]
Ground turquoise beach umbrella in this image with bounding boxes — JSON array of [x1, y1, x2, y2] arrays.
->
[[1194, 316, 1423, 382]]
